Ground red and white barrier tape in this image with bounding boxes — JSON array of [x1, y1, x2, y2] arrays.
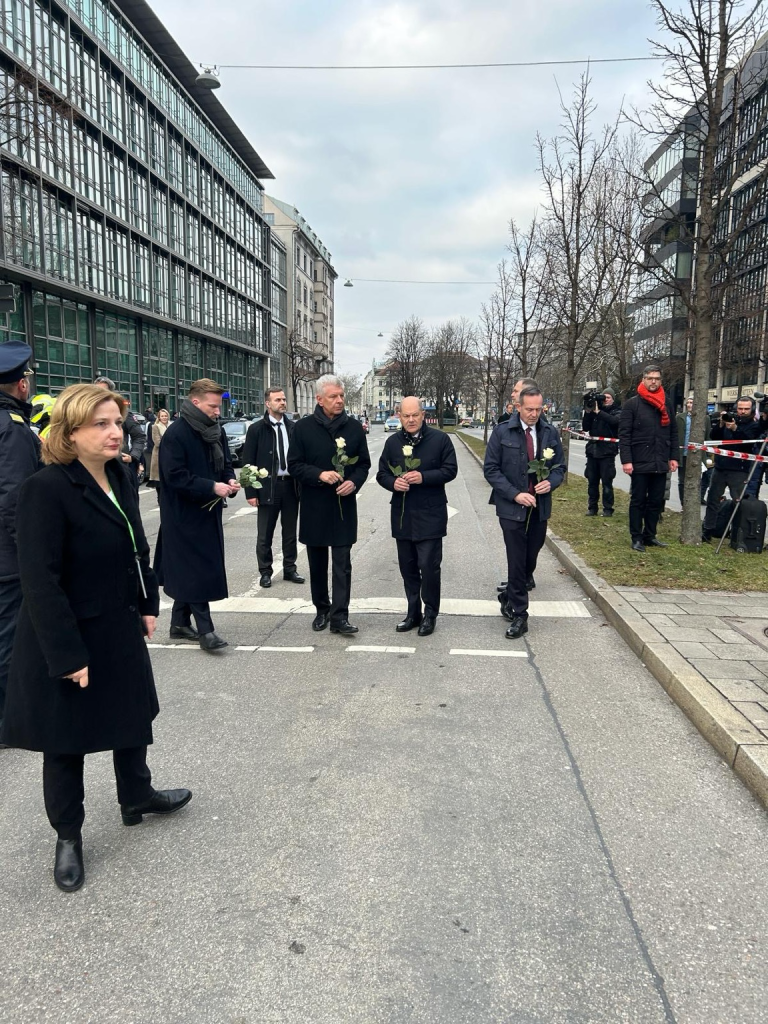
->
[[564, 427, 768, 462]]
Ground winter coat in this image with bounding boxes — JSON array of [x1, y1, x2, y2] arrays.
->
[[241, 413, 299, 505], [709, 417, 764, 473], [583, 404, 621, 459], [154, 417, 234, 603], [149, 421, 167, 481], [122, 409, 146, 466], [0, 391, 42, 581], [0, 459, 159, 754], [287, 409, 371, 547], [483, 414, 566, 523], [376, 425, 458, 540], [619, 394, 679, 474]]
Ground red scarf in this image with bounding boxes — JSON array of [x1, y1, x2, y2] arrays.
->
[[637, 382, 670, 425]]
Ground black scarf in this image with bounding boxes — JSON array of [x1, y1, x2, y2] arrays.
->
[[402, 426, 424, 446], [180, 398, 225, 472], [313, 404, 349, 436]]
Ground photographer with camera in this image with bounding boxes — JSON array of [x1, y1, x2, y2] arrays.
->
[[702, 397, 763, 541], [675, 397, 710, 507], [582, 387, 621, 517]]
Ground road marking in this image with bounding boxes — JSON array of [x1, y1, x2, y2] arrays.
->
[[447, 505, 458, 519], [258, 645, 314, 653], [347, 645, 416, 654], [199, 596, 589, 618], [147, 643, 200, 649], [228, 507, 257, 519], [449, 649, 528, 658]]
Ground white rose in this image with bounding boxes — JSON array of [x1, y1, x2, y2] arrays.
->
[[258, 467, 269, 478], [402, 445, 413, 457], [335, 437, 346, 449], [542, 447, 555, 460]]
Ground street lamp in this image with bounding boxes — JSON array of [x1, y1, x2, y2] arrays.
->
[[343, 279, 353, 288], [196, 66, 221, 89]]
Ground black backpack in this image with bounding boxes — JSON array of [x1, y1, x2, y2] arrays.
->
[[730, 496, 767, 553]]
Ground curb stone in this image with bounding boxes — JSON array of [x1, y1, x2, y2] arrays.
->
[[452, 429, 768, 808]]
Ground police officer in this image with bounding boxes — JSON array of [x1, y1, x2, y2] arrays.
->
[[0, 341, 43, 742]]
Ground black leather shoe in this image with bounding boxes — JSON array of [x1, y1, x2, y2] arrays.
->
[[585, 509, 598, 517], [497, 592, 514, 621], [199, 631, 228, 651], [283, 571, 305, 584], [121, 788, 192, 826], [702, 532, 712, 543], [600, 510, 613, 517], [396, 615, 422, 633], [259, 574, 272, 588], [417, 616, 436, 637], [169, 625, 199, 642], [54, 837, 84, 892], [631, 540, 646, 552], [645, 538, 668, 548], [525, 575, 536, 591], [505, 616, 528, 640], [312, 612, 329, 631], [330, 620, 359, 635]]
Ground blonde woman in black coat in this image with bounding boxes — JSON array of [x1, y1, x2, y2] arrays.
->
[[0, 384, 191, 893]]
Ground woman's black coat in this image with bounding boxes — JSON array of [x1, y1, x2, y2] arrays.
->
[[619, 394, 679, 474], [154, 417, 234, 603], [0, 459, 160, 755], [376, 425, 458, 540], [287, 411, 371, 547]]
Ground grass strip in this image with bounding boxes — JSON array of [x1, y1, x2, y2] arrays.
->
[[453, 429, 765, 591]]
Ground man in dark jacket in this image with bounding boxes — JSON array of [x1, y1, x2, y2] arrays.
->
[[675, 396, 711, 506], [0, 341, 42, 741], [702, 397, 764, 541], [155, 378, 239, 650], [241, 387, 304, 588], [484, 386, 565, 640], [94, 378, 145, 488], [376, 397, 458, 637], [619, 365, 679, 553], [582, 387, 621, 517], [287, 374, 371, 635]]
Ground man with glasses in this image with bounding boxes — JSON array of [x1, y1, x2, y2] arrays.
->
[[619, 366, 679, 553]]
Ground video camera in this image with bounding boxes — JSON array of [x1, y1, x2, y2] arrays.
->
[[583, 389, 605, 409], [754, 391, 768, 415]]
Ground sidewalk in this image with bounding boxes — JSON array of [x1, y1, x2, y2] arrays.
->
[[545, 530, 768, 808], [453, 430, 768, 808]]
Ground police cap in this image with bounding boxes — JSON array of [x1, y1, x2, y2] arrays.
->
[[0, 341, 33, 384]]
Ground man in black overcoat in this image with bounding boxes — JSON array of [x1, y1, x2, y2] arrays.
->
[[241, 386, 304, 588], [287, 375, 371, 635], [155, 378, 239, 650], [376, 397, 458, 636], [619, 365, 679, 553]]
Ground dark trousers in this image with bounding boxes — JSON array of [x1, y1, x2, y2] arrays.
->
[[43, 746, 154, 839], [745, 465, 765, 499], [396, 538, 443, 618], [0, 576, 22, 721], [628, 473, 667, 542], [500, 510, 547, 617], [585, 456, 616, 512], [678, 458, 712, 505], [257, 479, 299, 576], [306, 545, 352, 624], [703, 469, 749, 531], [171, 600, 214, 635]]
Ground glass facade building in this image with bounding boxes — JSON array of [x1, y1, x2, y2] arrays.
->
[[0, 0, 276, 415]]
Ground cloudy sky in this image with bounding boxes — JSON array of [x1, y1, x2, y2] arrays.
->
[[152, 0, 662, 377]]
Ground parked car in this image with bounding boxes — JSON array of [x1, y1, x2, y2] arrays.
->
[[383, 416, 401, 432], [222, 418, 252, 467]]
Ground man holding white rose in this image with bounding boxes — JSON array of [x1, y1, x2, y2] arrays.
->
[[376, 397, 458, 636], [287, 375, 371, 634], [484, 386, 565, 640]]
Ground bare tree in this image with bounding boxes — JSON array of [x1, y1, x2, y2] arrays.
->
[[537, 73, 622, 464], [285, 326, 322, 411], [508, 215, 559, 381], [477, 260, 518, 440], [422, 318, 476, 425], [337, 372, 363, 413], [642, 0, 768, 543], [385, 316, 429, 398]]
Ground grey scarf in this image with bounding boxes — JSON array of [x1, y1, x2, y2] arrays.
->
[[180, 398, 225, 472]]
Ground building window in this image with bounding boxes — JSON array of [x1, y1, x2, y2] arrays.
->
[[126, 92, 147, 161], [100, 66, 124, 142], [170, 260, 186, 320], [128, 164, 149, 232], [105, 223, 129, 301], [78, 209, 105, 294], [152, 250, 169, 315], [42, 189, 74, 282], [150, 118, 166, 175], [150, 184, 168, 244], [104, 147, 127, 221], [2, 168, 40, 269]]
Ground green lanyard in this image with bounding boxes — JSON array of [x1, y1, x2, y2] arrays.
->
[[107, 490, 147, 599]]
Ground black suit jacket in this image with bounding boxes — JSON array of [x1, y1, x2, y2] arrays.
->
[[241, 413, 298, 504]]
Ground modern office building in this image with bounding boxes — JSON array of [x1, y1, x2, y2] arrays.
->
[[0, 0, 278, 416], [263, 194, 335, 415], [635, 35, 768, 409]]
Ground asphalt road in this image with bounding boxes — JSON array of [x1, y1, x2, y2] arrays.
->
[[1, 426, 767, 1024]]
